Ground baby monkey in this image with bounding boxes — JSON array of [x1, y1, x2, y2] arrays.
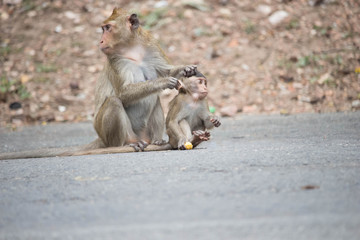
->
[[166, 72, 221, 150]]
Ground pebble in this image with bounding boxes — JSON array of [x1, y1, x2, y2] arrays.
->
[[1, 11, 9, 20], [293, 83, 303, 89], [183, 9, 194, 19], [219, 8, 232, 18], [58, 105, 67, 112], [4, 0, 22, 5], [64, 11, 80, 23], [10, 108, 23, 115], [27, 10, 37, 17], [40, 94, 50, 103], [83, 49, 96, 57], [55, 25, 63, 33], [154, 0, 168, 8], [257, 5, 272, 15], [317, 72, 331, 85], [10, 71, 19, 77], [20, 74, 30, 84], [243, 105, 258, 113], [181, 0, 209, 11], [25, 48, 36, 56], [11, 118, 23, 126], [220, 104, 238, 117], [241, 64, 250, 71], [74, 26, 85, 33], [268, 10, 289, 26], [55, 114, 65, 122], [352, 100, 360, 109]]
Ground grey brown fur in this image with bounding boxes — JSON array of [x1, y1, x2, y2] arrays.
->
[[166, 76, 221, 150], [0, 9, 197, 160]]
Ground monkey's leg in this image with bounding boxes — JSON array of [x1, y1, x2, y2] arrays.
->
[[176, 119, 194, 150], [94, 96, 137, 147], [167, 120, 187, 149], [179, 119, 192, 140], [178, 120, 210, 148], [147, 97, 166, 145], [166, 127, 179, 149]]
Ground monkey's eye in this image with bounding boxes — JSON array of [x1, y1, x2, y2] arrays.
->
[[102, 24, 111, 32], [199, 78, 207, 86]]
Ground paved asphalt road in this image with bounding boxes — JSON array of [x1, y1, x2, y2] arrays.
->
[[0, 112, 359, 240]]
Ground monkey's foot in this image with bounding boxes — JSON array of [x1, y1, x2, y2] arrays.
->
[[193, 130, 210, 141], [153, 139, 167, 145], [178, 144, 188, 150], [177, 137, 188, 150], [129, 140, 149, 152], [190, 130, 211, 149]]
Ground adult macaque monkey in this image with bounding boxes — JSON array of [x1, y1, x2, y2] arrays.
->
[[93, 8, 197, 151], [166, 72, 221, 150], [0, 8, 197, 160]]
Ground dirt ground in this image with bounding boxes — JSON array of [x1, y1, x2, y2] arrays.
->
[[1, 0, 360, 129]]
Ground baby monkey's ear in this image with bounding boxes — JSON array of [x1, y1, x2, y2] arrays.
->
[[129, 13, 139, 31], [177, 80, 186, 93]]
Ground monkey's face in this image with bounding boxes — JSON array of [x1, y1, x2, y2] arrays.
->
[[187, 76, 208, 100], [100, 8, 140, 55], [99, 22, 116, 54], [196, 77, 208, 99]]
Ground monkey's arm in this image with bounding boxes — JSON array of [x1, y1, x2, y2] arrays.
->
[[199, 102, 221, 129], [117, 77, 178, 106], [202, 114, 221, 129]]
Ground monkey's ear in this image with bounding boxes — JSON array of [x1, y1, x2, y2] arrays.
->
[[177, 80, 187, 93], [112, 8, 119, 15], [112, 7, 122, 16], [129, 13, 140, 31]]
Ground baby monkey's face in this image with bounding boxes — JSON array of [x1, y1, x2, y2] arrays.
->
[[186, 76, 208, 100]]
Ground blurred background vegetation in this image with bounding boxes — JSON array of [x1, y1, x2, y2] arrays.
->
[[0, 0, 359, 129]]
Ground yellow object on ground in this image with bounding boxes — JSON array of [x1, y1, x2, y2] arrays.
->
[[184, 142, 193, 150]]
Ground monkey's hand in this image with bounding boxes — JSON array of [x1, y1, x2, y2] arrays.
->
[[163, 77, 180, 90], [181, 65, 197, 78], [210, 117, 221, 127]]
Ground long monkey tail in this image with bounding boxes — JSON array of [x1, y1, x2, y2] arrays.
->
[[0, 140, 173, 160], [73, 143, 172, 156], [0, 139, 103, 160]]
